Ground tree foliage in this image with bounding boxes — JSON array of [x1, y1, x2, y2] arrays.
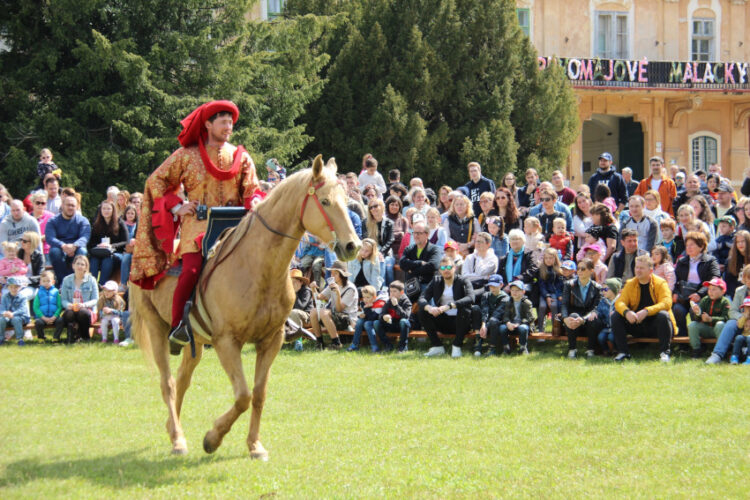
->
[[0, 0, 328, 213], [287, 0, 579, 186]]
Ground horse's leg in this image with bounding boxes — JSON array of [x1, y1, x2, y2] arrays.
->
[[152, 330, 188, 455], [175, 343, 204, 417], [247, 330, 283, 460], [203, 335, 250, 454]]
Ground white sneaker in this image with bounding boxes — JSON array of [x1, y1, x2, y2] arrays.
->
[[659, 352, 671, 363], [585, 350, 595, 358], [473, 350, 482, 357], [451, 346, 462, 358], [23, 329, 33, 341], [705, 353, 722, 364], [424, 346, 445, 357], [567, 349, 577, 359]]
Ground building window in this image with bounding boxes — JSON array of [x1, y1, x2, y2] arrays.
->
[[691, 18, 715, 61], [691, 135, 718, 172], [517, 8, 530, 37], [267, 0, 284, 19], [595, 11, 629, 59]]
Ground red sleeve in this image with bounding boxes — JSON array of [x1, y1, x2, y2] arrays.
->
[[151, 193, 182, 255]]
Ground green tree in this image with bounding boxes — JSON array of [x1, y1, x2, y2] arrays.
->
[[0, 1, 327, 214], [287, 0, 578, 186]]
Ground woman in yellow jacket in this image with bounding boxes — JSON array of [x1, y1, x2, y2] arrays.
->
[[611, 254, 677, 362]]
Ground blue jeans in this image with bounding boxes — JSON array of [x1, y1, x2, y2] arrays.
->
[[121, 310, 131, 340], [498, 323, 530, 347], [350, 318, 378, 351], [0, 316, 26, 340], [49, 246, 87, 284], [89, 252, 122, 285], [713, 319, 741, 357], [732, 334, 750, 357], [384, 256, 395, 287], [597, 328, 614, 351], [120, 253, 132, 285], [376, 318, 410, 350]]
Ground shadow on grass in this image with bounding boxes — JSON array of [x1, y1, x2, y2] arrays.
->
[[0, 448, 248, 490]]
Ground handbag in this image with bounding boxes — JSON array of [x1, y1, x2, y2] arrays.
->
[[89, 246, 113, 259], [676, 280, 700, 304], [404, 277, 421, 302]]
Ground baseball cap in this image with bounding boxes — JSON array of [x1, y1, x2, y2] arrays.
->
[[716, 215, 736, 227], [487, 274, 503, 287], [561, 260, 577, 271], [702, 277, 727, 293], [102, 280, 119, 292], [509, 280, 525, 290], [717, 183, 734, 193], [444, 240, 459, 250], [599, 152, 613, 161], [742, 297, 750, 309], [582, 244, 603, 254]]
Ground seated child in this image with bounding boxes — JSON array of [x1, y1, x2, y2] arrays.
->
[[474, 274, 509, 356], [32, 270, 64, 341], [498, 280, 534, 355], [576, 226, 606, 262], [730, 297, 750, 365], [548, 218, 573, 261], [688, 277, 731, 357], [0, 276, 31, 345], [714, 216, 736, 272], [560, 260, 577, 281], [0, 241, 28, 288], [596, 278, 621, 355], [659, 219, 681, 261], [97, 280, 126, 344], [443, 240, 464, 275], [583, 244, 608, 284], [375, 281, 412, 353], [537, 248, 564, 332], [486, 217, 509, 259], [523, 217, 545, 264], [651, 245, 676, 290], [348, 285, 385, 352]]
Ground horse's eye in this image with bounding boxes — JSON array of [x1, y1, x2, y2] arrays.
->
[[321, 198, 331, 206]]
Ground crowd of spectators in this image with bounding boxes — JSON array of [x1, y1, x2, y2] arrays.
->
[[288, 152, 750, 364], [5, 147, 750, 365]]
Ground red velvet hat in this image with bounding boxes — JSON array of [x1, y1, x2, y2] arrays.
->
[[177, 100, 240, 147]]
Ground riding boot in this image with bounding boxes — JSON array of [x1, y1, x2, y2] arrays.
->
[[284, 318, 316, 343]]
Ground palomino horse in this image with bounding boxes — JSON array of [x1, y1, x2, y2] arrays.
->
[[131, 155, 361, 458]]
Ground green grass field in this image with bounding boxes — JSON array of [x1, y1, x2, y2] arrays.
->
[[1, 340, 749, 499]]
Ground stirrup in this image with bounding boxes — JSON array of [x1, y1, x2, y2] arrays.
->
[[169, 322, 191, 346]]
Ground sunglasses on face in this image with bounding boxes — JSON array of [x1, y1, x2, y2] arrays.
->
[[439, 265, 453, 271], [34, 201, 46, 205], [602, 287, 609, 292], [20, 239, 29, 243], [541, 198, 553, 202]]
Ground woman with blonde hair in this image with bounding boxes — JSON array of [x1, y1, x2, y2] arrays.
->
[[436, 185, 453, 214], [59, 255, 99, 343], [426, 207, 447, 251], [443, 194, 479, 257], [347, 238, 384, 291]]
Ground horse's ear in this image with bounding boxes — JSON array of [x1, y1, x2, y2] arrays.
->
[[325, 157, 338, 175], [312, 154, 324, 180]]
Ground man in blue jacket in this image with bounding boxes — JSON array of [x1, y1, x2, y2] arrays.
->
[[588, 152, 627, 212], [45, 196, 91, 283], [464, 162, 496, 216]]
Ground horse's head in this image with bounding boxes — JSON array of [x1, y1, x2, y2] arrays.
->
[[301, 155, 362, 261]]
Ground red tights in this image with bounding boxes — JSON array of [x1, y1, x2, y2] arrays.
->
[[171, 251, 203, 327]]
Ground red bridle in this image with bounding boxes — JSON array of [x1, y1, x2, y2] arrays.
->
[[300, 179, 338, 247]]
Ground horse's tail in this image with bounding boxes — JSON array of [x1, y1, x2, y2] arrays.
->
[[129, 284, 159, 366]]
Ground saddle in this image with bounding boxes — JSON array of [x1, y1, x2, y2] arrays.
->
[[201, 207, 248, 257]]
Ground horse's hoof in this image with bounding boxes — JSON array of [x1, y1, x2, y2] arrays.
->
[[172, 438, 188, 455], [203, 430, 221, 454], [249, 442, 269, 461]]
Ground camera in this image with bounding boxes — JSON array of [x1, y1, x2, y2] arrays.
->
[[195, 204, 208, 220]]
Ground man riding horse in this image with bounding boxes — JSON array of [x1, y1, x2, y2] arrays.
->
[[130, 100, 259, 351]]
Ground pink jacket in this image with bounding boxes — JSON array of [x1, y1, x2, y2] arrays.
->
[[654, 262, 676, 290], [0, 257, 28, 278]]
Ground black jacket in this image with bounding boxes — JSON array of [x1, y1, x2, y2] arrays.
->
[[674, 253, 721, 298], [375, 217, 394, 257], [497, 250, 538, 286], [501, 296, 534, 325], [378, 295, 412, 321], [17, 248, 44, 287], [399, 242, 441, 284], [710, 203, 738, 223], [87, 219, 130, 251], [607, 248, 647, 278], [293, 286, 313, 313], [419, 274, 474, 312], [561, 278, 602, 318], [479, 290, 509, 324]]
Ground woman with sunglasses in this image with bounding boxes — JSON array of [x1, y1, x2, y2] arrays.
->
[[18, 231, 44, 298], [30, 192, 54, 265], [493, 187, 520, 234]]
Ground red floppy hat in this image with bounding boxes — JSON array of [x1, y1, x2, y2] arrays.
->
[[177, 100, 239, 147]]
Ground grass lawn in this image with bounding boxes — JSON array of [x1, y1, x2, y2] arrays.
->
[[1, 340, 749, 499]]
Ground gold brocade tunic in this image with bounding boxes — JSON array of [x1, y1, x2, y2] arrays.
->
[[130, 143, 258, 286]]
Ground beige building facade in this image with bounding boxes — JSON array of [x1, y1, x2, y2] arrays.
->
[[518, 0, 750, 184]]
